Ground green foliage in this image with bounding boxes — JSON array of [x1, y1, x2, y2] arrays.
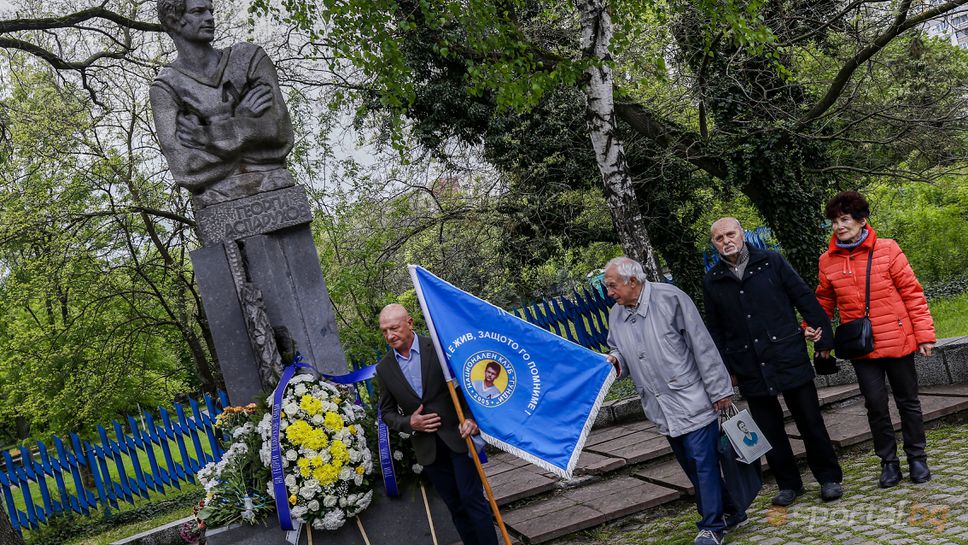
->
[[928, 291, 968, 340], [868, 178, 968, 285], [23, 490, 204, 545], [0, 60, 206, 442]]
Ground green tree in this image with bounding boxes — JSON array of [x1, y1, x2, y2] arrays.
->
[[0, 60, 215, 439], [247, 0, 968, 285]]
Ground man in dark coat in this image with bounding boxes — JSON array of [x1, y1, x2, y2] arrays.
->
[[703, 218, 843, 506], [375, 304, 498, 545]]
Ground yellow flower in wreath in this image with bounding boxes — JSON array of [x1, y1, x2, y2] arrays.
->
[[330, 440, 349, 466], [313, 463, 339, 486], [300, 394, 323, 416], [323, 412, 344, 431]]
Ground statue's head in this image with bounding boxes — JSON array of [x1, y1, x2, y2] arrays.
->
[[156, 0, 186, 33], [157, 0, 215, 42]]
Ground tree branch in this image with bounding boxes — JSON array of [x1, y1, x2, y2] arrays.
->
[[614, 102, 729, 179], [0, 7, 163, 34], [0, 36, 131, 70], [799, 0, 968, 125]]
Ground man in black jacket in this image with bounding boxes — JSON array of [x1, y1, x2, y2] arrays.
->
[[375, 304, 498, 545], [703, 218, 843, 506]]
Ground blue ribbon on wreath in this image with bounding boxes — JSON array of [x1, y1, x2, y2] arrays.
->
[[270, 354, 314, 531], [271, 353, 402, 520], [321, 366, 401, 497]]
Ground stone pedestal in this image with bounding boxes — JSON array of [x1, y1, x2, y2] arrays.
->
[[191, 186, 348, 404], [205, 482, 462, 545]]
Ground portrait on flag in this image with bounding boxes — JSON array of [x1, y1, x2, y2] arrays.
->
[[409, 265, 616, 478]]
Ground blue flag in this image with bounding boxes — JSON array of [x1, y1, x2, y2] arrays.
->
[[409, 265, 615, 478]]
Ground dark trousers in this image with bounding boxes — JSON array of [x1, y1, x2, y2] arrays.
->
[[667, 420, 733, 532], [422, 436, 498, 545], [852, 353, 927, 464], [745, 380, 842, 491]]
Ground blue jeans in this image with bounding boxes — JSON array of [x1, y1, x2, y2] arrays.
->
[[667, 419, 734, 532], [422, 436, 498, 545]]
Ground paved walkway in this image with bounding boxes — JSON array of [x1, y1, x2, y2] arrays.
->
[[548, 422, 968, 545]]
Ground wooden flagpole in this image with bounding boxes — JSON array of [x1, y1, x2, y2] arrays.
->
[[408, 265, 514, 545], [445, 379, 514, 545]]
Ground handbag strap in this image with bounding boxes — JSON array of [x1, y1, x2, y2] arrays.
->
[[863, 241, 874, 317]]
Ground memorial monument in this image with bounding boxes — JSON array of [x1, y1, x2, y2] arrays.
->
[[149, 0, 460, 543]]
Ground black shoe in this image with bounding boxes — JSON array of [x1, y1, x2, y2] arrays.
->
[[820, 482, 843, 501], [724, 512, 749, 532], [909, 459, 931, 483], [771, 487, 805, 506], [879, 462, 902, 488]]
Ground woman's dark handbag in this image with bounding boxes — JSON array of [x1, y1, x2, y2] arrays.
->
[[833, 245, 875, 359], [813, 352, 839, 375]]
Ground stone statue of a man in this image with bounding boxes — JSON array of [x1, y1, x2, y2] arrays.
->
[[151, 0, 295, 208]]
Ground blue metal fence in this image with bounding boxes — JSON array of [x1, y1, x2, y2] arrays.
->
[[1, 391, 230, 534], [512, 283, 614, 352]]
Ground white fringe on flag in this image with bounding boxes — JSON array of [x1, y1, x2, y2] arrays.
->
[[481, 367, 615, 479]]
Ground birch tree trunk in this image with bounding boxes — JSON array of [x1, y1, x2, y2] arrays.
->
[[577, 0, 661, 280]]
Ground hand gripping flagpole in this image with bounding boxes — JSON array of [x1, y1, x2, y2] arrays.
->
[[408, 265, 514, 545]]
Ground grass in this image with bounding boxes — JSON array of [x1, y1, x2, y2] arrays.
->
[[63, 505, 196, 545], [22, 486, 203, 545], [929, 291, 968, 340], [8, 434, 214, 523]]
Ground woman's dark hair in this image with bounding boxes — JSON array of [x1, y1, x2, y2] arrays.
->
[[825, 191, 870, 221]]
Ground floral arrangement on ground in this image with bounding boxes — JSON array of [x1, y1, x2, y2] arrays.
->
[[258, 373, 375, 531]]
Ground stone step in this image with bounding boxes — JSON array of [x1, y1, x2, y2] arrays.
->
[[487, 387, 966, 544], [633, 460, 694, 496], [485, 453, 557, 506], [502, 477, 679, 544], [920, 383, 968, 397]]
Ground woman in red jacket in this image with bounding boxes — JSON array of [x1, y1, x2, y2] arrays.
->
[[815, 191, 936, 488]]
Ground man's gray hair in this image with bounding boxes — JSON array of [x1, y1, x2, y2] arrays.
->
[[605, 257, 648, 285], [157, 0, 186, 30]]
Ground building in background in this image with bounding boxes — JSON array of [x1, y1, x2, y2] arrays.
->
[[925, 1, 968, 48]]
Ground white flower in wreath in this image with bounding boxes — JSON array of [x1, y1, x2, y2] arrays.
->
[[393, 450, 404, 461], [338, 496, 347, 508], [307, 499, 320, 512], [284, 475, 297, 488], [362, 449, 372, 463], [266, 481, 275, 499], [294, 383, 308, 396], [412, 464, 423, 474], [398, 432, 411, 440], [283, 402, 300, 416], [318, 510, 345, 531], [358, 490, 373, 510], [300, 486, 318, 500], [290, 505, 308, 519], [349, 448, 361, 463], [311, 414, 324, 425], [286, 449, 298, 461], [339, 467, 353, 481], [354, 473, 364, 486], [323, 495, 337, 508]]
